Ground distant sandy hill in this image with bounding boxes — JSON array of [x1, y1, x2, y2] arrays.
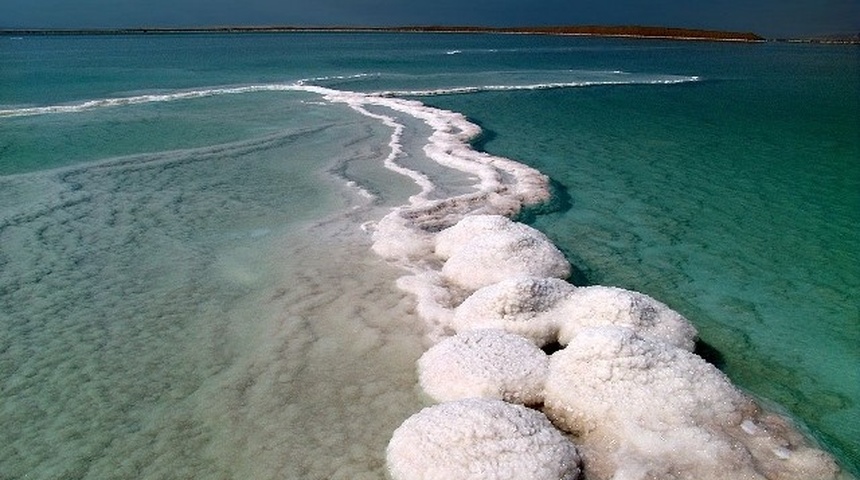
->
[[399, 25, 765, 42]]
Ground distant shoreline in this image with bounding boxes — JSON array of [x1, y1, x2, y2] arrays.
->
[[3, 25, 856, 44], [0, 25, 768, 42]]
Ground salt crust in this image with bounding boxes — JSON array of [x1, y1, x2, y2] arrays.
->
[[417, 329, 548, 405], [386, 398, 581, 480], [435, 215, 571, 291], [452, 276, 576, 346], [452, 277, 698, 351], [557, 285, 698, 351], [331, 85, 846, 479], [395, 271, 457, 333], [543, 326, 842, 480]]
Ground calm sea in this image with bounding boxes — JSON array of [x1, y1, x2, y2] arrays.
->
[[1, 33, 857, 478]]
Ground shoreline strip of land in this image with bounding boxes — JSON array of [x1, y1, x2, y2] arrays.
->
[[1, 25, 767, 42]]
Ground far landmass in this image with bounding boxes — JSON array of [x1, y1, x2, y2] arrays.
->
[[1, 25, 766, 42]]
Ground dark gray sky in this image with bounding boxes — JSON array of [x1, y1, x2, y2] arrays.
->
[[4, 0, 859, 37]]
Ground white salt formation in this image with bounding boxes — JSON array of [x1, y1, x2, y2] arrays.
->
[[451, 277, 697, 350], [434, 214, 518, 259], [543, 326, 842, 480], [417, 329, 548, 405], [370, 211, 436, 262], [557, 285, 698, 351], [435, 215, 571, 291], [386, 399, 581, 480], [388, 216, 573, 338], [338, 89, 848, 479], [452, 276, 577, 346], [340, 87, 553, 266], [395, 271, 458, 333]]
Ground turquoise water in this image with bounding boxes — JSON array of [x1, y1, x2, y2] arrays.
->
[[425, 42, 860, 469], [1, 33, 857, 477]]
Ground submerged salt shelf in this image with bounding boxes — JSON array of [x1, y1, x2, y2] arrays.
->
[[0, 91, 431, 479], [332, 86, 850, 479]]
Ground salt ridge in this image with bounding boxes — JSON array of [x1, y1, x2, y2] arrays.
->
[[376, 75, 700, 97], [316, 82, 847, 480], [0, 84, 299, 118], [0, 74, 699, 118]]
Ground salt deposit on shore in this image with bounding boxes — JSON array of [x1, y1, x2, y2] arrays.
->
[[337, 88, 847, 480]]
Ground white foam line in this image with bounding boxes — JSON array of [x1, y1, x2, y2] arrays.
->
[[302, 85, 543, 211], [0, 77, 678, 261], [375, 76, 700, 97], [0, 78, 366, 118], [340, 101, 437, 204], [296, 73, 376, 85], [345, 180, 377, 201], [0, 74, 384, 117], [0, 84, 303, 118], [0, 75, 699, 118], [0, 80, 522, 218]]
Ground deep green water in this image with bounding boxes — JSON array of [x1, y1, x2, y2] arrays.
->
[[426, 42, 860, 470], [0, 33, 857, 477]]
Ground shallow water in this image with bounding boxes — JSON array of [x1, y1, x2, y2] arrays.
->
[[0, 92, 429, 478]]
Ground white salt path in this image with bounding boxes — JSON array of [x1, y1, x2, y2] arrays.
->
[[318, 87, 849, 480]]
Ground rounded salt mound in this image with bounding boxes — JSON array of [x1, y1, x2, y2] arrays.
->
[[543, 326, 841, 480], [434, 214, 514, 260], [556, 285, 698, 351], [435, 215, 570, 291], [452, 276, 577, 346], [417, 329, 549, 405], [387, 398, 581, 480]]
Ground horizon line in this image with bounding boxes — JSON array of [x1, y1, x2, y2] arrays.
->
[[0, 24, 768, 41], [2, 24, 856, 43]]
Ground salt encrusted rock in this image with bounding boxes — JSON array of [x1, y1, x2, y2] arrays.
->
[[435, 215, 570, 291], [543, 326, 841, 480], [556, 285, 698, 351], [417, 329, 549, 405], [452, 276, 577, 346], [387, 398, 581, 480]]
